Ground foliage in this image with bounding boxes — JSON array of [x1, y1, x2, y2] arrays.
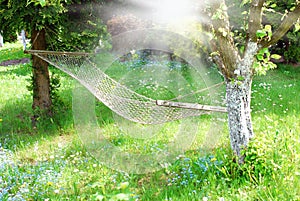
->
[[0, 0, 67, 33], [0, 0, 110, 51], [253, 48, 278, 75], [0, 30, 18, 43], [49, 2, 110, 52], [226, 0, 300, 65], [283, 30, 300, 63], [263, 0, 300, 64]]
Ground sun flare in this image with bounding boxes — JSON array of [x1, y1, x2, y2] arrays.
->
[[153, 0, 194, 24], [129, 0, 196, 25]]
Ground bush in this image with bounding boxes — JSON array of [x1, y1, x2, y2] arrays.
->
[[283, 31, 300, 63]]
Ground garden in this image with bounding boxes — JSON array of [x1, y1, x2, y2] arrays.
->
[[1, 0, 300, 200], [0, 41, 299, 200]]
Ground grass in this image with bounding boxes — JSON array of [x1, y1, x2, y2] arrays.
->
[[0, 42, 299, 200]]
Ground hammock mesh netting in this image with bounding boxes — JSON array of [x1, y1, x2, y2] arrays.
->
[[27, 50, 226, 125]]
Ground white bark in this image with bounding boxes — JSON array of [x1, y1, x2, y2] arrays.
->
[[0, 31, 3, 47], [226, 80, 253, 163], [226, 42, 258, 163]]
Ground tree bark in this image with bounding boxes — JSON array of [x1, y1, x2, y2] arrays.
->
[[226, 78, 254, 164], [31, 28, 52, 121], [224, 42, 258, 164]]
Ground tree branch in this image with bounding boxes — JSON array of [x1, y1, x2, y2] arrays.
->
[[260, 3, 300, 48], [210, 0, 241, 79], [247, 0, 265, 42]]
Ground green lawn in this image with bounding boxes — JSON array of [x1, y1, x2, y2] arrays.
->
[[0, 43, 299, 200]]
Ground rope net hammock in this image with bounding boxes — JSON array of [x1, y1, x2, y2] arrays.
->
[[25, 50, 227, 125]]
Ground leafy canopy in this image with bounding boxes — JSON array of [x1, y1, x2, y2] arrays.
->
[[0, 0, 109, 51]]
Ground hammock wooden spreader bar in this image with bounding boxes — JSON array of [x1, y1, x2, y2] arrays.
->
[[156, 100, 227, 113]]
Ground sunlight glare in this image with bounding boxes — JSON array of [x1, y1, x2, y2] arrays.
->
[[153, 0, 194, 24]]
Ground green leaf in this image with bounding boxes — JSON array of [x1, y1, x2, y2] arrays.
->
[[241, 0, 250, 7], [256, 53, 264, 61], [239, 45, 245, 54], [265, 25, 272, 39], [271, 54, 281, 60], [27, 0, 46, 7], [290, 6, 296, 11], [237, 76, 245, 81], [268, 62, 277, 70], [295, 23, 300, 32], [264, 25, 272, 32], [256, 30, 267, 39], [253, 62, 261, 69], [259, 48, 270, 56], [39, 0, 46, 7], [241, 11, 248, 15]]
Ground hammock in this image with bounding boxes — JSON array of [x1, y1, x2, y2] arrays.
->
[[25, 50, 227, 125]]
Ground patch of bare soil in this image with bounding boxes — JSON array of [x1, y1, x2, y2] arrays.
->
[[0, 58, 30, 66]]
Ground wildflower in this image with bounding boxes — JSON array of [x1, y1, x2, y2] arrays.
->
[[54, 189, 60, 194], [47, 181, 53, 186], [210, 157, 217, 162]]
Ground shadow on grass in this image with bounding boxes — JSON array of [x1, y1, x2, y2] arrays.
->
[[0, 63, 32, 77], [0, 88, 75, 151]]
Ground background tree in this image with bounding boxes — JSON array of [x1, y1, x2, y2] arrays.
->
[[0, 0, 108, 125], [203, 0, 300, 162], [0, 0, 69, 121]]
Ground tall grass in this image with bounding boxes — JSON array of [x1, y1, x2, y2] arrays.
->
[[0, 43, 299, 200]]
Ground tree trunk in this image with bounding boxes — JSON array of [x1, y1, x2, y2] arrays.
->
[[226, 79, 254, 163], [31, 28, 52, 122]]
